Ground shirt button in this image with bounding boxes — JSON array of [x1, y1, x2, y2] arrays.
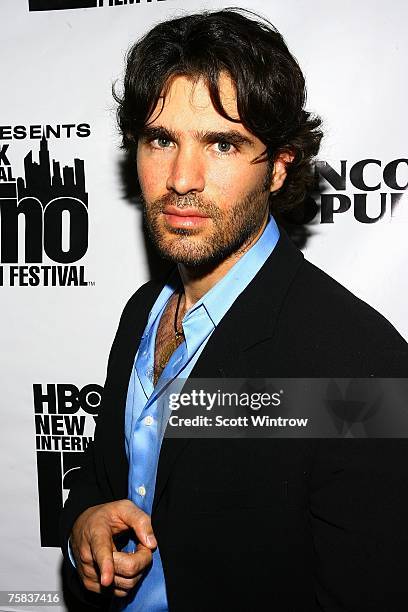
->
[[144, 415, 154, 426], [137, 485, 146, 497]]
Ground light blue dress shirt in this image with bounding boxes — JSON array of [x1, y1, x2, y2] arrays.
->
[[117, 215, 280, 611]]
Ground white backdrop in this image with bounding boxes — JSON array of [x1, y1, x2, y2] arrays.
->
[[0, 0, 407, 610]]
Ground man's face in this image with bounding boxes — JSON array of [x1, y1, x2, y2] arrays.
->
[[137, 73, 285, 267]]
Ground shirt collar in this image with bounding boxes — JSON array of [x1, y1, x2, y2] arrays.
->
[[145, 213, 279, 331], [184, 214, 279, 327]]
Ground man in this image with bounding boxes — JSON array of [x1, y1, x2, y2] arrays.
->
[[60, 8, 408, 611]]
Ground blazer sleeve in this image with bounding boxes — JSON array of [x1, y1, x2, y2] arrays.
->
[[59, 439, 115, 608], [59, 297, 130, 548], [59, 280, 159, 608], [310, 344, 408, 611]]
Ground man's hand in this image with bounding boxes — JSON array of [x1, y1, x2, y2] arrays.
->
[[70, 499, 157, 597]]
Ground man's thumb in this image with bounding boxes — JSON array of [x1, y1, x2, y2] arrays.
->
[[122, 502, 157, 549]]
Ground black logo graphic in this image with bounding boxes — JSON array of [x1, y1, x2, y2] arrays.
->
[[311, 159, 408, 224], [34, 383, 103, 547], [29, 0, 167, 11], [0, 133, 90, 286], [29, 0, 97, 9], [17, 134, 87, 208]]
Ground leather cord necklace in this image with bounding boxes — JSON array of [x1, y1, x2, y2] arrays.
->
[[174, 288, 185, 344]]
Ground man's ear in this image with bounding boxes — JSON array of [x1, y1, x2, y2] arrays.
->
[[269, 151, 295, 193]]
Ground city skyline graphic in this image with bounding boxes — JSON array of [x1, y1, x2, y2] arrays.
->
[[17, 134, 88, 207]]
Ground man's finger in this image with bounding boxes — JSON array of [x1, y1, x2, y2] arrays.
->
[[119, 503, 157, 549], [113, 546, 153, 578], [113, 573, 142, 592], [113, 588, 129, 598], [82, 577, 102, 594], [76, 542, 94, 566], [81, 562, 100, 582], [90, 529, 115, 587]]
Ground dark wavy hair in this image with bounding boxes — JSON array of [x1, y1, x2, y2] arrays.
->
[[114, 7, 323, 212]]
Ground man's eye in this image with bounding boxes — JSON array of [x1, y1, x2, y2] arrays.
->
[[152, 137, 173, 148], [215, 141, 234, 154]]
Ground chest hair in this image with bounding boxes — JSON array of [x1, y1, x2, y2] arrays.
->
[[153, 292, 184, 385]]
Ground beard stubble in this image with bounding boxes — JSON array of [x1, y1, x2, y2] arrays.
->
[[142, 176, 272, 268]]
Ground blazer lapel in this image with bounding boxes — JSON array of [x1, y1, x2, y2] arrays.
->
[[99, 279, 164, 500], [152, 228, 304, 512]]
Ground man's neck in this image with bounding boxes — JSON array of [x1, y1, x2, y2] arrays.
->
[[178, 215, 269, 311]]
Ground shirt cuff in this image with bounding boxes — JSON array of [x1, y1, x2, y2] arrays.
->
[[68, 537, 77, 569]]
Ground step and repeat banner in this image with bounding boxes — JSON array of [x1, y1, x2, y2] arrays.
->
[[0, 0, 407, 610]]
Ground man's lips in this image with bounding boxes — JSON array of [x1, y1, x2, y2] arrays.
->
[[162, 205, 210, 218], [162, 205, 210, 228]]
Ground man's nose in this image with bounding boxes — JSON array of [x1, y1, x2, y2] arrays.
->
[[166, 147, 205, 194]]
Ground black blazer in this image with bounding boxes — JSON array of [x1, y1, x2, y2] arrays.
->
[[61, 229, 408, 611]]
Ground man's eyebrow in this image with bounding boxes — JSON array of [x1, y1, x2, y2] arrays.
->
[[194, 130, 255, 148], [139, 126, 255, 147], [139, 125, 179, 142]]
